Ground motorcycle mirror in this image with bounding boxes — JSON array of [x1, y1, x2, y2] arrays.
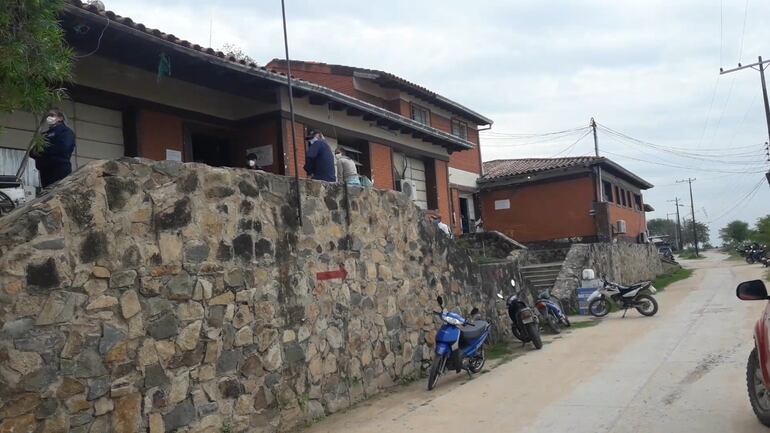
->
[[510, 279, 516, 288], [470, 307, 479, 316], [436, 295, 444, 307]]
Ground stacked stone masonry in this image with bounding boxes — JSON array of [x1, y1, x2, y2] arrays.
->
[[0, 159, 510, 433]]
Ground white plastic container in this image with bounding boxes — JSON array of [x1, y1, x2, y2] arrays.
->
[[582, 269, 595, 280]]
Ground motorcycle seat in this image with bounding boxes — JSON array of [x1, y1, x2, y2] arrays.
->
[[0, 175, 21, 189], [616, 282, 648, 294], [460, 320, 489, 341]]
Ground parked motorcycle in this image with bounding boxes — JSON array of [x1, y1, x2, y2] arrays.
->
[[497, 280, 543, 350], [746, 245, 767, 265], [428, 295, 490, 390], [587, 278, 658, 318], [535, 290, 571, 334]]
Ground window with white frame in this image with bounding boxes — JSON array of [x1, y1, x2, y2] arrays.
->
[[411, 104, 430, 126], [451, 119, 468, 140]]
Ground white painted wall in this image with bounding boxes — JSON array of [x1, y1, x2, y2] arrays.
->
[[0, 100, 124, 184], [448, 167, 479, 189]]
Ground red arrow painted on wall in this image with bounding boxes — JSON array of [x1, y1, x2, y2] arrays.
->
[[316, 265, 348, 281]]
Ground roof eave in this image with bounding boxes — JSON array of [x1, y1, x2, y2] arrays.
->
[[62, 4, 473, 152], [597, 159, 654, 189]]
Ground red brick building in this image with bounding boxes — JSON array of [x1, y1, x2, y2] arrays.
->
[[478, 157, 654, 244], [266, 60, 491, 234], [0, 2, 491, 228]]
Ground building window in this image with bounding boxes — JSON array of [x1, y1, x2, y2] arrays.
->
[[451, 119, 468, 140], [626, 191, 633, 208], [411, 104, 430, 126], [602, 181, 613, 202], [614, 186, 621, 205], [634, 194, 643, 211], [620, 188, 627, 207]]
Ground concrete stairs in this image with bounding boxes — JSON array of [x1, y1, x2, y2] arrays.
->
[[520, 261, 564, 294]]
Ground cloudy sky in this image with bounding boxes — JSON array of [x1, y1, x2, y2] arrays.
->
[[104, 0, 770, 243]]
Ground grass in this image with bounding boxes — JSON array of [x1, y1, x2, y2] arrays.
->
[[678, 250, 705, 260], [486, 342, 517, 364], [726, 250, 744, 261], [653, 268, 694, 291], [567, 319, 601, 329]]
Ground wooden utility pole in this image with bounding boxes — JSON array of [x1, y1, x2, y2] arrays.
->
[[677, 179, 698, 255], [720, 56, 770, 148], [667, 198, 684, 251], [591, 117, 604, 201]]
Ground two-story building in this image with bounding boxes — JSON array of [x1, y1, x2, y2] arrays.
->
[[0, 1, 492, 228], [266, 60, 491, 234], [478, 157, 654, 244]]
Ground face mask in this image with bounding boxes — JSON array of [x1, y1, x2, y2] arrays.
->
[[46, 116, 58, 125], [247, 160, 256, 168]]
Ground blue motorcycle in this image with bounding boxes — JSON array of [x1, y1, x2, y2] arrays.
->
[[534, 290, 571, 334], [428, 295, 491, 390]]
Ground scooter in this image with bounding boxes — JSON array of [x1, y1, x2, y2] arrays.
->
[[497, 280, 542, 350], [428, 295, 490, 390], [535, 290, 571, 334], [587, 277, 658, 318]]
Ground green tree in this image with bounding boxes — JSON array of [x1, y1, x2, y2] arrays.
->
[[220, 43, 256, 65], [719, 220, 752, 246], [1, 0, 72, 149], [647, 218, 678, 240], [751, 215, 770, 246], [681, 219, 709, 248]]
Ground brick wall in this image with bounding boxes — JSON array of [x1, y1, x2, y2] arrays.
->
[[449, 146, 482, 174], [608, 203, 648, 241], [480, 175, 598, 243], [369, 142, 394, 190], [283, 119, 306, 178], [430, 112, 452, 134], [435, 159, 451, 223], [137, 110, 184, 161], [450, 187, 461, 233]]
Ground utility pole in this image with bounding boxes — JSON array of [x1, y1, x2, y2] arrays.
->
[[720, 56, 770, 147], [591, 117, 604, 201], [677, 179, 698, 256], [280, 0, 303, 226], [668, 198, 684, 252]]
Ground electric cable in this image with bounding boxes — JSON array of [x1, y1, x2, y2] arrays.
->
[[75, 17, 110, 59]]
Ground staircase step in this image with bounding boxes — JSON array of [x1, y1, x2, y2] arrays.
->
[[520, 262, 564, 269]]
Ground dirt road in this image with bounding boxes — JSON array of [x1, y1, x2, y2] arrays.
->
[[300, 251, 768, 433]]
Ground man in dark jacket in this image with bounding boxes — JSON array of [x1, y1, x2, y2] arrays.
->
[[32, 109, 76, 188], [303, 128, 336, 182]]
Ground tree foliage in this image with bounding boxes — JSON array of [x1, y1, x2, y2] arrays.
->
[[681, 219, 710, 248], [751, 215, 770, 246], [0, 0, 72, 115], [719, 220, 751, 246], [220, 43, 256, 65], [648, 218, 678, 241]]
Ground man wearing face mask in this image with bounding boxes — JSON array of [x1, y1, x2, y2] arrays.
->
[[303, 128, 336, 182], [31, 109, 76, 188]]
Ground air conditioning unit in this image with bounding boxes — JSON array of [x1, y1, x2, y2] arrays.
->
[[399, 179, 416, 199], [616, 219, 627, 234]]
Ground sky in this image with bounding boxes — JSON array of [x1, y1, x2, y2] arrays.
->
[[101, 0, 770, 243]]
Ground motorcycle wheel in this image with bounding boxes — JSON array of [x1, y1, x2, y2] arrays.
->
[[747, 256, 756, 264], [562, 315, 572, 327], [468, 346, 485, 373], [748, 348, 770, 426], [427, 355, 446, 391], [527, 323, 543, 350], [512, 324, 530, 343], [635, 294, 659, 317], [588, 298, 610, 317], [546, 312, 561, 334]]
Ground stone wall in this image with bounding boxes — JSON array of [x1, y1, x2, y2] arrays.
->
[[551, 242, 664, 310], [0, 159, 509, 433], [456, 231, 526, 259]]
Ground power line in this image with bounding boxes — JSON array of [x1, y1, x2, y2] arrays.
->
[[549, 130, 592, 158], [738, 0, 751, 64], [708, 177, 765, 223]]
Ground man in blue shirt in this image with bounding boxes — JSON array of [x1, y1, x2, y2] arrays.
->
[[303, 128, 336, 182]]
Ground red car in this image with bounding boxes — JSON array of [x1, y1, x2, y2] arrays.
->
[[737, 279, 770, 426]]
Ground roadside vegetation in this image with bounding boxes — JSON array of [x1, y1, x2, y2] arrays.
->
[[678, 250, 705, 260], [653, 268, 694, 291]]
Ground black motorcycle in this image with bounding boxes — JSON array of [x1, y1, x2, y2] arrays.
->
[[497, 280, 542, 350], [747, 245, 767, 265]]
